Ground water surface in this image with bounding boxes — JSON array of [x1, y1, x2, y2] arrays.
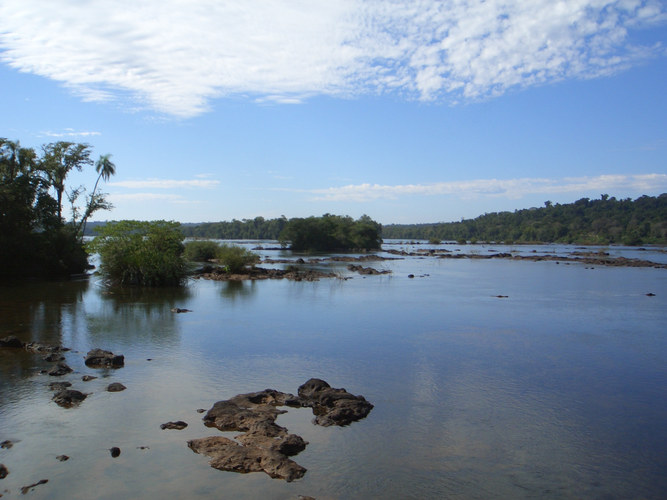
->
[[1, 243, 666, 499]]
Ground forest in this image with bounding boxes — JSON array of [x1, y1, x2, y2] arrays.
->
[[383, 194, 667, 245]]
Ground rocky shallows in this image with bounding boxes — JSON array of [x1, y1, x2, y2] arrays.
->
[[188, 379, 373, 482]]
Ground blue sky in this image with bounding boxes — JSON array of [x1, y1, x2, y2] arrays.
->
[[1, 0, 666, 224]]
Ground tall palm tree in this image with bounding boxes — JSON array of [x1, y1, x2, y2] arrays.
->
[[80, 154, 116, 236]]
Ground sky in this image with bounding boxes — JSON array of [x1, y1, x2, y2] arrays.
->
[[1, 0, 666, 225]]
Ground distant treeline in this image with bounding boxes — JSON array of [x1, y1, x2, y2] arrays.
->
[[179, 216, 288, 240], [383, 194, 667, 245]]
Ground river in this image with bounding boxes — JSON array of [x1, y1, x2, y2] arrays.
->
[[1, 242, 666, 499]]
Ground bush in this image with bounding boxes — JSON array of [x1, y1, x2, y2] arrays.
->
[[87, 220, 186, 286], [184, 240, 219, 261], [215, 244, 259, 273]]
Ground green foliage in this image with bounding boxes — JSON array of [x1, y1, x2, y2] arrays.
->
[[215, 244, 260, 273], [279, 214, 382, 252], [1, 138, 105, 279], [88, 220, 186, 286], [382, 194, 667, 245], [180, 216, 287, 239], [183, 240, 220, 261]]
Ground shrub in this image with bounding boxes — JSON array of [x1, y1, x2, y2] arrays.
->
[[87, 220, 186, 286], [184, 240, 219, 261], [215, 244, 259, 273]]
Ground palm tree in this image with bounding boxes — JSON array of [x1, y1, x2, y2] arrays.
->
[[80, 154, 116, 236]]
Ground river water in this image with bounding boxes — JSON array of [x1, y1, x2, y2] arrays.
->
[[1, 242, 666, 499]]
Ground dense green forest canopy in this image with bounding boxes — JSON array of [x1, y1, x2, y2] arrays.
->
[[383, 194, 667, 245], [1, 138, 114, 279], [278, 214, 382, 251]]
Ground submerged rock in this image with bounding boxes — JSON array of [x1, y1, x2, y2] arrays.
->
[[56, 455, 69, 462], [20, 479, 48, 494], [48, 381, 72, 391], [0, 463, 8, 479], [84, 349, 124, 368], [52, 389, 87, 408], [106, 383, 126, 392]]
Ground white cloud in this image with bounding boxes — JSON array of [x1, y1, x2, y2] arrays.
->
[[110, 179, 220, 189], [108, 192, 201, 205], [0, 1, 664, 117], [42, 129, 101, 138], [302, 174, 667, 202]]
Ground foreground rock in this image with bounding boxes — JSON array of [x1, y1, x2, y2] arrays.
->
[[84, 349, 124, 368], [52, 389, 87, 408], [188, 436, 307, 482], [48, 362, 73, 376], [191, 380, 372, 481]]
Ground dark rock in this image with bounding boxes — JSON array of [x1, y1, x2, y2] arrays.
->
[[494, 295, 509, 298], [52, 389, 87, 408], [160, 421, 188, 430], [109, 447, 121, 458], [0, 464, 7, 479], [137, 446, 150, 450], [171, 308, 192, 313], [0, 441, 13, 449], [0, 336, 23, 348], [106, 383, 126, 392], [408, 274, 415, 278], [297, 378, 374, 427], [24, 342, 69, 354], [81, 375, 97, 382], [346, 264, 391, 275], [188, 437, 306, 482], [196, 408, 206, 413], [48, 362, 73, 376], [646, 292, 656, 296], [84, 349, 124, 368], [43, 353, 65, 362], [20, 479, 48, 494], [48, 381, 72, 391], [56, 455, 69, 462]]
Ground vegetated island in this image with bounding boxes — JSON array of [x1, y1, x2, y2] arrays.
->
[[155, 193, 667, 246]]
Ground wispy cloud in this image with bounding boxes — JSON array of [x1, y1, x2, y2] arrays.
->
[[109, 193, 201, 205], [110, 179, 220, 189], [300, 174, 667, 202], [42, 128, 101, 138], [0, 1, 664, 117]]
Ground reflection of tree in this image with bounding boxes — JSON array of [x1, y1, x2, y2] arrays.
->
[[218, 280, 258, 300], [85, 285, 193, 345]]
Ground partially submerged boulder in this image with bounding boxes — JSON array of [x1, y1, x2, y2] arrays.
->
[[160, 421, 188, 430], [84, 349, 124, 368], [298, 378, 374, 426], [48, 362, 73, 376], [106, 382, 126, 392], [52, 389, 87, 408]]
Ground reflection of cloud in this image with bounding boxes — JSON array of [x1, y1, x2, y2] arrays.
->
[[301, 174, 667, 202], [110, 179, 220, 189], [0, 1, 664, 117]]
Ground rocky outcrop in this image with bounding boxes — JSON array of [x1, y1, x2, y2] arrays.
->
[[84, 349, 124, 368], [191, 380, 372, 481], [197, 267, 336, 282], [187, 436, 307, 482], [346, 264, 392, 275]]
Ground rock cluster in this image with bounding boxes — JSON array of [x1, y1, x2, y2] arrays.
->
[[189, 379, 373, 482], [84, 349, 125, 368]]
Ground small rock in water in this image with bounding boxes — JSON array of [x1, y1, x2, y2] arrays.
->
[[109, 447, 121, 458], [160, 421, 188, 430], [48, 362, 73, 376], [56, 455, 69, 462], [0, 441, 13, 449], [170, 308, 192, 313], [81, 375, 97, 382], [52, 389, 87, 408], [0, 464, 8, 479], [20, 479, 48, 494], [646, 292, 656, 296], [106, 383, 126, 392], [48, 381, 72, 391], [85, 349, 124, 368]]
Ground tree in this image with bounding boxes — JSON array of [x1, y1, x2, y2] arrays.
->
[[87, 220, 186, 286], [40, 141, 93, 220], [279, 214, 382, 251], [79, 154, 116, 236]]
